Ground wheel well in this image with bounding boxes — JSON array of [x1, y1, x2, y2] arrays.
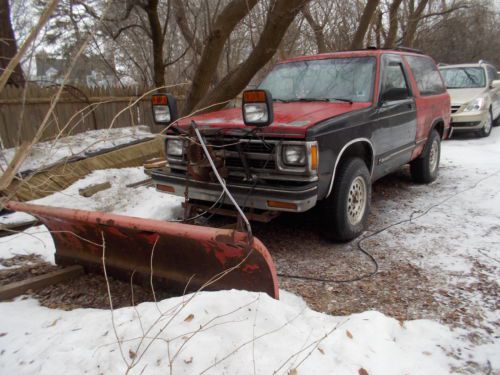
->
[[434, 121, 444, 139], [339, 141, 373, 173]]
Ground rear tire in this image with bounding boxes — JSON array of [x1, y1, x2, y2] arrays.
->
[[410, 129, 440, 183], [478, 110, 493, 137], [320, 158, 371, 241]]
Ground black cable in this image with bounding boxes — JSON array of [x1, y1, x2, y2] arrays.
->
[[277, 169, 500, 284]]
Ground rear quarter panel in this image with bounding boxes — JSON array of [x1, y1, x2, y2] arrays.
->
[[402, 55, 451, 160]]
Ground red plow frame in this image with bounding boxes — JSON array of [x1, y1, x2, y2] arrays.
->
[[6, 201, 279, 299]]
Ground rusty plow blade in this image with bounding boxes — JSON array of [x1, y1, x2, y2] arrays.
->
[[6, 202, 279, 299]]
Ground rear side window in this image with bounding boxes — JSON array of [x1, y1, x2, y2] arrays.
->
[[406, 55, 446, 96], [486, 65, 498, 82]]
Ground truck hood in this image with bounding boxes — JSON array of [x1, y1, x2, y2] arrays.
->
[[177, 102, 372, 138], [447, 88, 488, 106]]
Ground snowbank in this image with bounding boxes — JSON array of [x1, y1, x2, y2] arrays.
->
[[0, 126, 154, 176], [0, 291, 459, 375], [0, 167, 183, 264]]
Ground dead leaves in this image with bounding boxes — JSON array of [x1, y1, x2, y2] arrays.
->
[[359, 368, 369, 375], [288, 369, 298, 375], [128, 349, 136, 360], [184, 314, 194, 322], [184, 357, 193, 364], [346, 330, 353, 339]]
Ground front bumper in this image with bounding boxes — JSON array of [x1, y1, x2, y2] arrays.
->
[[152, 171, 318, 212], [451, 110, 489, 131]]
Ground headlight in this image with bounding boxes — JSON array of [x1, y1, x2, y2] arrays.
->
[[166, 139, 183, 156], [463, 97, 486, 112], [243, 103, 268, 124], [282, 145, 306, 166], [153, 105, 171, 123]]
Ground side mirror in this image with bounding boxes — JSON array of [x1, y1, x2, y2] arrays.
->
[[151, 94, 178, 125], [242, 89, 274, 127], [491, 80, 500, 89], [380, 87, 409, 103]]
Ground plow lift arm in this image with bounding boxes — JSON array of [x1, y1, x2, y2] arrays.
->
[[4, 119, 281, 299]]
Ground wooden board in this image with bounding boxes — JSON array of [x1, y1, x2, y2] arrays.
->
[[0, 265, 84, 301]]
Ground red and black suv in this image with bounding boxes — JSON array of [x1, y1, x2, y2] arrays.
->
[[151, 48, 451, 241]]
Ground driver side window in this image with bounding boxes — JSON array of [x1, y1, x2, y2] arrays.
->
[[381, 62, 410, 102]]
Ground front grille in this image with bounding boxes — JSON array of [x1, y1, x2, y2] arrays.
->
[[208, 138, 277, 171], [451, 121, 481, 127], [209, 139, 275, 154], [225, 157, 276, 170], [451, 105, 461, 114]]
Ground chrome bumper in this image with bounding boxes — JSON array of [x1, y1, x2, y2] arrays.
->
[[152, 172, 318, 212]]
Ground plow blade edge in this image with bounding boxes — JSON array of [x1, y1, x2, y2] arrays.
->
[[6, 202, 279, 299]]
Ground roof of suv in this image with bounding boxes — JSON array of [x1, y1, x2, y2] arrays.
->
[[278, 48, 428, 65], [439, 63, 487, 69]]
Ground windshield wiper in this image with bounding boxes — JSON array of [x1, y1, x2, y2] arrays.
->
[[291, 97, 353, 104], [330, 98, 353, 104], [295, 97, 330, 102]]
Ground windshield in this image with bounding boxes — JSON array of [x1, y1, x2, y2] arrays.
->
[[440, 67, 486, 89], [258, 57, 376, 102]]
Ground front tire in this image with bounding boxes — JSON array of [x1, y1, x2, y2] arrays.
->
[[410, 129, 440, 184], [320, 158, 371, 241], [478, 110, 493, 137]]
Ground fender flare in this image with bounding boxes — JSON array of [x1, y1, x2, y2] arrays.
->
[[325, 138, 375, 198]]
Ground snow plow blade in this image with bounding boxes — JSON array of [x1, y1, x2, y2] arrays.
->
[[5, 201, 279, 299]]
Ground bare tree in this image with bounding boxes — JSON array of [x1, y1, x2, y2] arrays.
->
[[0, 0, 25, 86], [384, 0, 404, 48], [177, 0, 260, 114], [188, 0, 311, 114], [351, 0, 381, 49]]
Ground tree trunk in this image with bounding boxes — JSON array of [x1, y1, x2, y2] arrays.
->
[[172, 0, 203, 54], [144, 0, 165, 87], [192, 0, 309, 113], [384, 0, 403, 48], [182, 0, 259, 115], [302, 4, 328, 53], [350, 0, 380, 49], [0, 0, 25, 86], [402, 0, 430, 47]]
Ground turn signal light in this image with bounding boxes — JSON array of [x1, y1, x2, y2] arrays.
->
[[157, 184, 175, 193], [267, 200, 298, 210], [310, 144, 318, 170]]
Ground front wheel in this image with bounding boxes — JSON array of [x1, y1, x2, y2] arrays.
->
[[478, 110, 493, 137], [320, 158, 371, 241], [410, 129, 441, 184]]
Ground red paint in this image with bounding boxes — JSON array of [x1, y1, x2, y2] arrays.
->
[[178, 102, 372, 138], [5, 201, 280, 299]]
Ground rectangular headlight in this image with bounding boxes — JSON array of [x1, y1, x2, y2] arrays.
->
[[282, 145, 306, 166], [243, 103, 268, 124], [166, 139, 183, 156], [241, 89, 274, 126], [153, 105, 171, 123]]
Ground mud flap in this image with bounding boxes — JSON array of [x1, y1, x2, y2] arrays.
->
[[5, 202, 279, 299]]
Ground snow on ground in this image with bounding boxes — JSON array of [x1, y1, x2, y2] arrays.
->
[[1, 128, 500, 373], [0, 167, 183, 263], [0, 291, 460, 375], [0, 126, 154, 176]]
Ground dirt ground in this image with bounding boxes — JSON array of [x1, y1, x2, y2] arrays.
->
[[0, 163, 496, 363]]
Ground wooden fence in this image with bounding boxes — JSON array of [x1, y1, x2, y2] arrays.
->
[[0, 85, 184, 148]]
